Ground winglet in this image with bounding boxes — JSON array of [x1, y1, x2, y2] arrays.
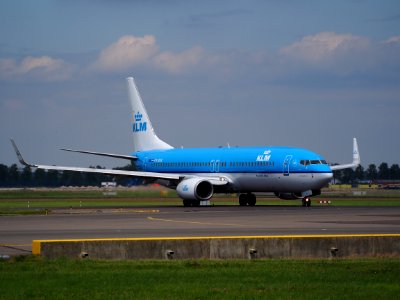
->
[[10, 138, 33, 167], [352, 137, 360, 166], [330, 138, 361, 171]]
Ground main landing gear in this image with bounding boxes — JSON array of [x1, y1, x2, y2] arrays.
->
[[239, 193, 257, 206], [183, 200, 201, 207], [302, 197, 311, 207]]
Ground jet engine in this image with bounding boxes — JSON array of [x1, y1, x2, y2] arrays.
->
[[176, 178, 214, 200]]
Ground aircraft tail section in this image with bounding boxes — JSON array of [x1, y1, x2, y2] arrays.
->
[[127, 77, 173, 152]]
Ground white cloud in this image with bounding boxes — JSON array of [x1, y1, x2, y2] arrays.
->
[[153, 46, 205, 74], [0, 56, 75, 81], [93, 35, 159, 71], [93, 35, 210, 74], [383, 36, 400, 44], [281, 32, 370, 63]]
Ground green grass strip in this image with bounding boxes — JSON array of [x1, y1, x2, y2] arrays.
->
[[0, 256, 399, 299]]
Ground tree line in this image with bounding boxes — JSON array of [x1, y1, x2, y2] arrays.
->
[[333, 163, 400, 184], [0, 164, 138, 187], [0, 162, 399, 187]]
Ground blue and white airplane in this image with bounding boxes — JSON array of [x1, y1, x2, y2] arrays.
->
[[11, 77, 360, 207]]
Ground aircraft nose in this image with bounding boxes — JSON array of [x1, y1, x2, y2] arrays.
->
[[319, 172, 333, 185]]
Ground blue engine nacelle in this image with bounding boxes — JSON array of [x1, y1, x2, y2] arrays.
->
[[176, 178, 214, 201]]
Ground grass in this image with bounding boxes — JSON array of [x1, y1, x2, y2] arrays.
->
[[0, 256, 399, 299], [1, 189, 400, 214], [0, 189, 174, 199]]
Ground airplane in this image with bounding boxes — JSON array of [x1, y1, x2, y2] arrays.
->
[[11, 77, 360, 207]]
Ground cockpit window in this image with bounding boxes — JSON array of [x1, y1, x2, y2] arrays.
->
[[300, 160, 310, 166], [300, 159, 327, 166]]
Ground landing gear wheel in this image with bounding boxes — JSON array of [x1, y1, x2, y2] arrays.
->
[[193, 200, 200, 207], [183, 199, 191, 207], [247, 193, 256, 206], [239, 194, 247, 206], [239, 193, 257, 206], [302, 197, 311, 207]]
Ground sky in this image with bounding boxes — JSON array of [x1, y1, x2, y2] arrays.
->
[[1, 0, 399, 168]]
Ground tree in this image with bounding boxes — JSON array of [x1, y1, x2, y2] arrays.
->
[[81, 166, 107, 186], [8, 164, 20, 186], [46, 170, 60, 187], [341, 168, 355, 184], [378, 163, 390, 180], [332, 169, 343, 184], [34, 169, 46, 187], [20, 166, 32, 186], [389, 164, 400, 180], [69, 171, 83, 186], [366, 164, 378, 181], [0, 164, 8, 187], [354, 165, 364, 181]]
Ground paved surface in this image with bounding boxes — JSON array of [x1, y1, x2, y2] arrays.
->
[[1, 206, 400, 256]]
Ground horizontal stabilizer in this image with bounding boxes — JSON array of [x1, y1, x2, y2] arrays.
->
[[60, 148, 137, 160]]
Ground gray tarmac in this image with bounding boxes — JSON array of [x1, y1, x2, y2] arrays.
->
[[1, 205, 400, 256]]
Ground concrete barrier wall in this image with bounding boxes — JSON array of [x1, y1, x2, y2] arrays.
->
[[32, 234, 400, 260]]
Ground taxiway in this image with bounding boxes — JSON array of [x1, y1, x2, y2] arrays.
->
[[1, 206, 399, 256]]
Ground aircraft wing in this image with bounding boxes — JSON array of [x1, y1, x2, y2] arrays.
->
[[32, 164, 181, 180], [330, 138, 360, 171], [11, 139, 229, 184], [11, 139, 179, 180]]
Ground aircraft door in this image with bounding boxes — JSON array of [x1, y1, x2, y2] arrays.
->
[[210, 160, 220, 173], [283, 155, 293, 176], [215, 160, 220, 173]]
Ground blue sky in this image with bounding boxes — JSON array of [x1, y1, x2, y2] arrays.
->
[[1, 0, 399, 168]]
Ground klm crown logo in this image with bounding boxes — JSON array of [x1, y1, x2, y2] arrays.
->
[[134, 112, 143, 122], [133, 111, 147, 133]]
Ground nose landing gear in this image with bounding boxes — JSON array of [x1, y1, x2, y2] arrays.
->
[[302, 197, 311, 207]]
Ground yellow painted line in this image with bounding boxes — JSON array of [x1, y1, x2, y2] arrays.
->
[[147, 216, 249, 227], [32, 241, 41, 255], [32, 233, 400, 245], [113, 209, 160, 213], [0, 244, 31, 247]]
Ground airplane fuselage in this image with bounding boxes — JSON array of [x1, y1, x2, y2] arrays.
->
[[134, 146, 333, 194]]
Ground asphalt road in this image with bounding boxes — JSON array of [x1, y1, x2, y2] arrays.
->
[[1, 205, 400, 256]]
